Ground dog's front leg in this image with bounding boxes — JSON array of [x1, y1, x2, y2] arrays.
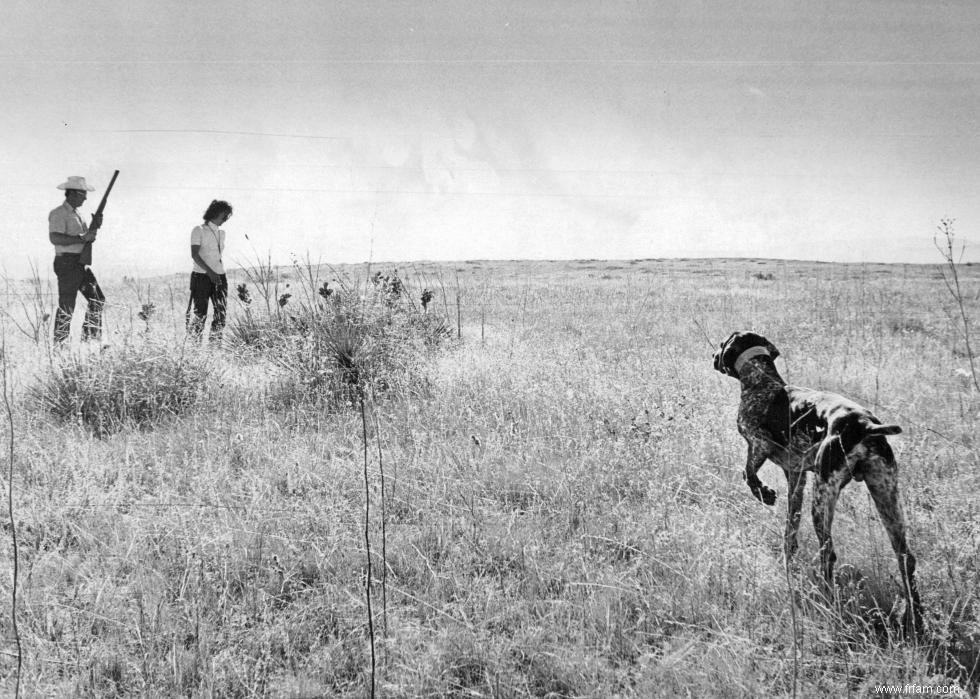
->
[[743, 440, 776, 505]]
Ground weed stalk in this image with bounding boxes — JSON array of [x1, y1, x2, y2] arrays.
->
[[934, 218, 979, 391], [1, 331, 22, 699], [358, 388, 376, 698], [370, 387, 389, 639]]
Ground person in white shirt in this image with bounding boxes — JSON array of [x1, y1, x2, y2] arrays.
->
[[187, 200, 232, 341], [48, 176, 105, 344]]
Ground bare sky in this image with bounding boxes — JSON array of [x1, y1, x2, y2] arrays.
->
[[2, 0, 979, 278]]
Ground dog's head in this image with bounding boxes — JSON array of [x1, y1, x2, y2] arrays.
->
[[712, 331, 780, 378]]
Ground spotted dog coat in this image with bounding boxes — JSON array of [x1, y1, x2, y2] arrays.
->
[[713, 331, 922, 631]]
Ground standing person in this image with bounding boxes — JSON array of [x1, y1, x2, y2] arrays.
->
[[187, 200, 232, 341], [49, 176, 105, 344]]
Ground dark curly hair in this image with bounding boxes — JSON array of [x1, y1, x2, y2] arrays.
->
[[203, 200, 233, 223]]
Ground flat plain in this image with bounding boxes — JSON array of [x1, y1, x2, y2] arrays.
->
[[0, 257, 978, 697]]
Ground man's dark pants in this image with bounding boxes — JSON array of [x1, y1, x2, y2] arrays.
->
[[187, 272, 228, 341], [53, 254, 104, 344]]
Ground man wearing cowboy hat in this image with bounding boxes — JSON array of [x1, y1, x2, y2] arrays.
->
[[49, 176, 105, 344]]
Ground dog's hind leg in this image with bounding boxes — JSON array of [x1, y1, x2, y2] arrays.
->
[[811, 470, 849, 589], [743, 441, 776, 505], [863, 460, 924, 635], [783, 468, 807, 562]]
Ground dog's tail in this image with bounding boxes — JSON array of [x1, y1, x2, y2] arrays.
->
[[816, 419, 902, 480], [866, 424, 902, 437]]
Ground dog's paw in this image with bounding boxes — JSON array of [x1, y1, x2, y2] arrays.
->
[[751, 484, 777, 506]]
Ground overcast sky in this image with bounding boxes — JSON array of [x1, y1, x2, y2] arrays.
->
[[2, 0, 979, 278]]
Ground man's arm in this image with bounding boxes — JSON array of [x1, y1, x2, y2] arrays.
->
[[49, 208, 96, 246], [50, 231, 96, 246], [191, 245, 220, 282]]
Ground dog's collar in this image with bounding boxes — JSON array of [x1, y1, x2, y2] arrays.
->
[[734, 346, 771, 374]]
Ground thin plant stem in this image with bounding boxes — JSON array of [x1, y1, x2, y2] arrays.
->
[[370, 386, 389, 639], [358, 389, 376, 698], [934, 218, 979, 391], [1, 333, 22, 699]]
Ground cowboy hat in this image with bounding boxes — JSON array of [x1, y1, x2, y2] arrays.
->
[[56, 176, 96, 192]]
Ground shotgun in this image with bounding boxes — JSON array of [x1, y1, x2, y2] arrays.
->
[[80, 169, 120, 266]]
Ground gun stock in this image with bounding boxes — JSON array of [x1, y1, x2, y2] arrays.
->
[[80, 170, 119, 266]]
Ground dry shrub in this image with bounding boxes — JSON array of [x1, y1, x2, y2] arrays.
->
[[30, 342, 211, 436], [230, 270, 452, 408]]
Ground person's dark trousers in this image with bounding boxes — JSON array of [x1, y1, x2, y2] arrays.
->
[[53, 254, 105, 344], [187, 272, 228, 341]]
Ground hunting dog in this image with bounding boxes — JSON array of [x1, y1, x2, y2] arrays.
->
[[713, 331, 922, 630]]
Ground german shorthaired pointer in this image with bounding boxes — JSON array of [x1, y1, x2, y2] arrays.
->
[[713, 331, 922, 631]]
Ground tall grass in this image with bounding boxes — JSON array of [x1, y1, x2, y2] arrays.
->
[[0, 258, 976, 696]]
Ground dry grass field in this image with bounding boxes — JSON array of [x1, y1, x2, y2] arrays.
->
[[0, 257, 978, 697]]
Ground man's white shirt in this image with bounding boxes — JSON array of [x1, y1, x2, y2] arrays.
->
[[48, 201, 88, 255]]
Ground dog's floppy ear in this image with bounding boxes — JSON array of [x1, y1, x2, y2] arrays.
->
[[713, 332, 739, 375]]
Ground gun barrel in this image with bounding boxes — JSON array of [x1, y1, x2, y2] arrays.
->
[[94, 169, 120, 217], [80, 170, 119, 266]]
